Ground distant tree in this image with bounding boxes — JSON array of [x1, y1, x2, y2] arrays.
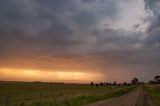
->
[[95, 84, 99, 87], [149, 80, 155, 84], [90, 82, 94, 86], [127, 83, 131, 86], [100, 82, 105, 86], [123, 82, 127, 86], [131, 78, 138, 85], [155, 75, 160, 84], [113, 81, 117, 86], [105, 82, 111, 86]]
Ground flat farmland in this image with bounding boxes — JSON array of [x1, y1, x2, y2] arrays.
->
[[0, 82, 135, 106]]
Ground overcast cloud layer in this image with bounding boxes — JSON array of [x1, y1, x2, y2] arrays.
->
[[0, 0, 160, 82]]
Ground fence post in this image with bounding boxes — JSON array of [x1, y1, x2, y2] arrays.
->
[[40, 93, 42, 100], [20, 102, 25, 106], [38, 93, 42, 106], [5, 95, 10, 106]]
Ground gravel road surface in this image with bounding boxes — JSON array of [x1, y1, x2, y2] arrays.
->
[[87, 86, 154, 106]]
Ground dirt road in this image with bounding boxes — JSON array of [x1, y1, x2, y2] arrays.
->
[[87, 86, 154, 106]]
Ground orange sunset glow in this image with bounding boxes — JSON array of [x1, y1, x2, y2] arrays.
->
[[0, 68, 105, 83]]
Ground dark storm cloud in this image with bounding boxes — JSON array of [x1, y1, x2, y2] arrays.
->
[[144, 0, 160, 46], [0, 0, 120, 55], [74, 11, 96, 28], [144, 0, 160, 31], [93, 29, 141, 46], [0, 0, 76, 55], [0, 0, 160, 81]]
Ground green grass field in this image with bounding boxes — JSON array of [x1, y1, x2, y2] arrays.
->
[[145, 84, 160, 106], [0, 82, 135, 106]]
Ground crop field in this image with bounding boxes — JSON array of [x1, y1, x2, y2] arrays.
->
[[0, 82, 135, 106], [145, 84, 160, 106]]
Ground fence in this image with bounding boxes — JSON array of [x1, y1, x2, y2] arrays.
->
[[0, 92, 90, 106], [0, 93, 65, 106]]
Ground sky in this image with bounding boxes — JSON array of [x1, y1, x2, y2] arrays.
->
[[0, 0, 160, 83]]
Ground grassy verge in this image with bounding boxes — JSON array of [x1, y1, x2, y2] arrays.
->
[[145, 85, 160, 106], [29, 86, 136, 106]]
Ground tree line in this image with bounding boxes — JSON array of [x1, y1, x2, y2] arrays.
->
[[90, 75, 160, 87], [149, 75, 160, 84]]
